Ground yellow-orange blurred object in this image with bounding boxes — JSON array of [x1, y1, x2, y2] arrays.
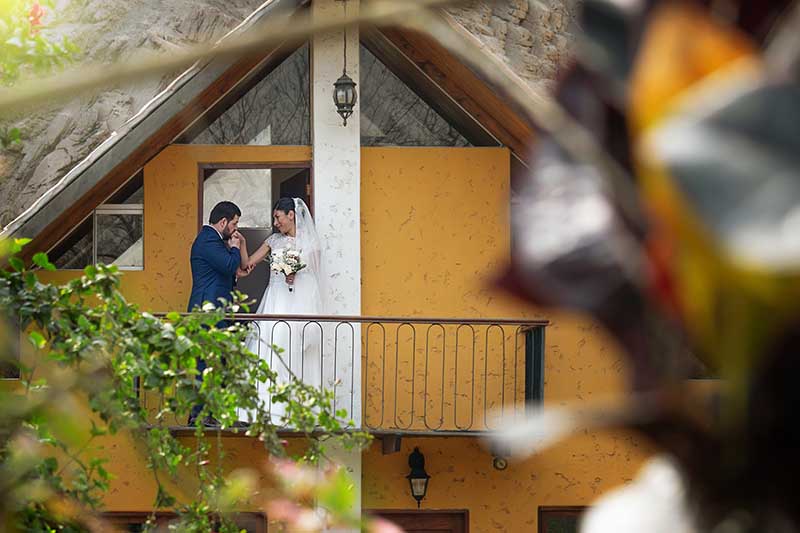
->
[[629, 2, 800, 405]]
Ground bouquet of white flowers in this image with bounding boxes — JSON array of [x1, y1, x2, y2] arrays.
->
[[270, 248, 306, 292]]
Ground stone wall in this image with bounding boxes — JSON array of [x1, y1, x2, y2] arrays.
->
[[0, 0, 266, 227], [0, 0, 579, 228], [447, 0, 578, 91]]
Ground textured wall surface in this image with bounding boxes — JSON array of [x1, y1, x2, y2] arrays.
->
[[35, 144, 315, 511], [364, 432, 649, 532], [360, 147, 651, 531], [35, 145, 650, 528], [447, 0, 579, 92], [361, 147, 517, 432]]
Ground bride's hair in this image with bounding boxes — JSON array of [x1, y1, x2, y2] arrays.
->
[[272, 197, 296, 215]]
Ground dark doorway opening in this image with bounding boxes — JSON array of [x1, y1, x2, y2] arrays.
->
[[200, 165, 311, 311]]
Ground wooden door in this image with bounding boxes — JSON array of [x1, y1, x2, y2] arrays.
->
[[374, 511, 468, 533], [235, 227, 271, 310], [279, 168, 310, 204]]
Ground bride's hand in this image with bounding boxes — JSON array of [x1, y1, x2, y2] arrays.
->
[[285, 273, 296, 285]]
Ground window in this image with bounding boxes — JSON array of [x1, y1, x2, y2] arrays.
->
[[1, 313, 20, 379], [50, 173, 144, 270], [189, 43, 310, 145], [525, 326, 545, 404], [359, 44, 471, 147], [539, 506, 587, 533], [102, 512, 266, 533]]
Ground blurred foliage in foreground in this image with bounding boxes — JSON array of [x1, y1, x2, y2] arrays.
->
[[0, 238, 371, 532]]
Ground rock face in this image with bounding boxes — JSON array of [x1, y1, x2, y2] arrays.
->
[[447, 0, 578, 91], [0, 0, 267, 227], [0, 0, 578, 228]]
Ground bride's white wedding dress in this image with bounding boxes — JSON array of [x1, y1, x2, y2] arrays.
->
[[244, 199, 325, 424]]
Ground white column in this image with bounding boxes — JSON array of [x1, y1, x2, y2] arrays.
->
[[311, 0, 361, 529]]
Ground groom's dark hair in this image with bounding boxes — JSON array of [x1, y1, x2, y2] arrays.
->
[[209, 201, 241, 224]]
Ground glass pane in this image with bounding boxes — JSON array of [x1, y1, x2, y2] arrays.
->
[[122, 184, 143, 204], [53, 219, 93, 269], [192, 44, 310, 145], [542, 515, 579, 533], [540, 509, 584, 533], [0, 314, 20, 379], [203, 169, 274, 229], [108, 171, 144, 204], [96, 214, 144, 268], [360, 44, 471, 147]]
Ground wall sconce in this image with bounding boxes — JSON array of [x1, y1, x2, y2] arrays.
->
[[406, 447, 430, 508]]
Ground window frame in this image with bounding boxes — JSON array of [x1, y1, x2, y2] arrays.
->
[[48, 171, 145, 272], [93, 203, 145, 271], [101, 511, 267, 533], [1, 313, 21, 380], [538, 506, 588, 533]]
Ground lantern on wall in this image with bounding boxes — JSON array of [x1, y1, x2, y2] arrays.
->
[[406, 447, 430, 508]]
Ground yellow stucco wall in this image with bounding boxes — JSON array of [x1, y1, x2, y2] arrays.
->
[[30, 144, 652, 529], [360, 147, 652, 531]]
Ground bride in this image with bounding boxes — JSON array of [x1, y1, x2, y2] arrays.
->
[[239, 197, 325, 424]]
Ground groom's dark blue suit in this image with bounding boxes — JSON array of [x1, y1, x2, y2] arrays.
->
[[187, 225, 241, 313], [187, 225, 241, 422]]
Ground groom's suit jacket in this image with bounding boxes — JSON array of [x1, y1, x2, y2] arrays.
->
[[187, 225, 241, 312]]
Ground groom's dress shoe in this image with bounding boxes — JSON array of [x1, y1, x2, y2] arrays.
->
[[186, 415, 250, 429], [187, 415, 221, 428]]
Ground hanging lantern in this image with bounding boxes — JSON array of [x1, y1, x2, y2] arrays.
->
[[332, 0, 357, 126], [333, 72, 358, 126]]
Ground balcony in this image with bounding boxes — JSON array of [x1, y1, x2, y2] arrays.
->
[[141, 314, 548, 436]]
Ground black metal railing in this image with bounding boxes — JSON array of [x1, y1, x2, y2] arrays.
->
[[142, 314, 548, 433]]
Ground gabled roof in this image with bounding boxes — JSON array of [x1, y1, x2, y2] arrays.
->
[[1, 0, 307, 245], [2, 3, 535, 261]]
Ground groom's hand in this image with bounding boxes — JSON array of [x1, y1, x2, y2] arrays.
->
[[236, 267, 251, 278]]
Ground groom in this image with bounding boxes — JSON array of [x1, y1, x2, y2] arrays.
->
[[187, 200, 250, 426]]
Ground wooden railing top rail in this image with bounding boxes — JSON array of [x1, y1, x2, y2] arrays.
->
[[152, 313, 550, 327]]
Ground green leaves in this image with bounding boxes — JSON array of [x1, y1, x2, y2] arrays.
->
[[0, 126, 21, 148], [0, 0, 80, 88], [8, 256, 24, 272], [32, 252, 55, 271], [0, 242, 371, 532], [28, 330, 45, 349]]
